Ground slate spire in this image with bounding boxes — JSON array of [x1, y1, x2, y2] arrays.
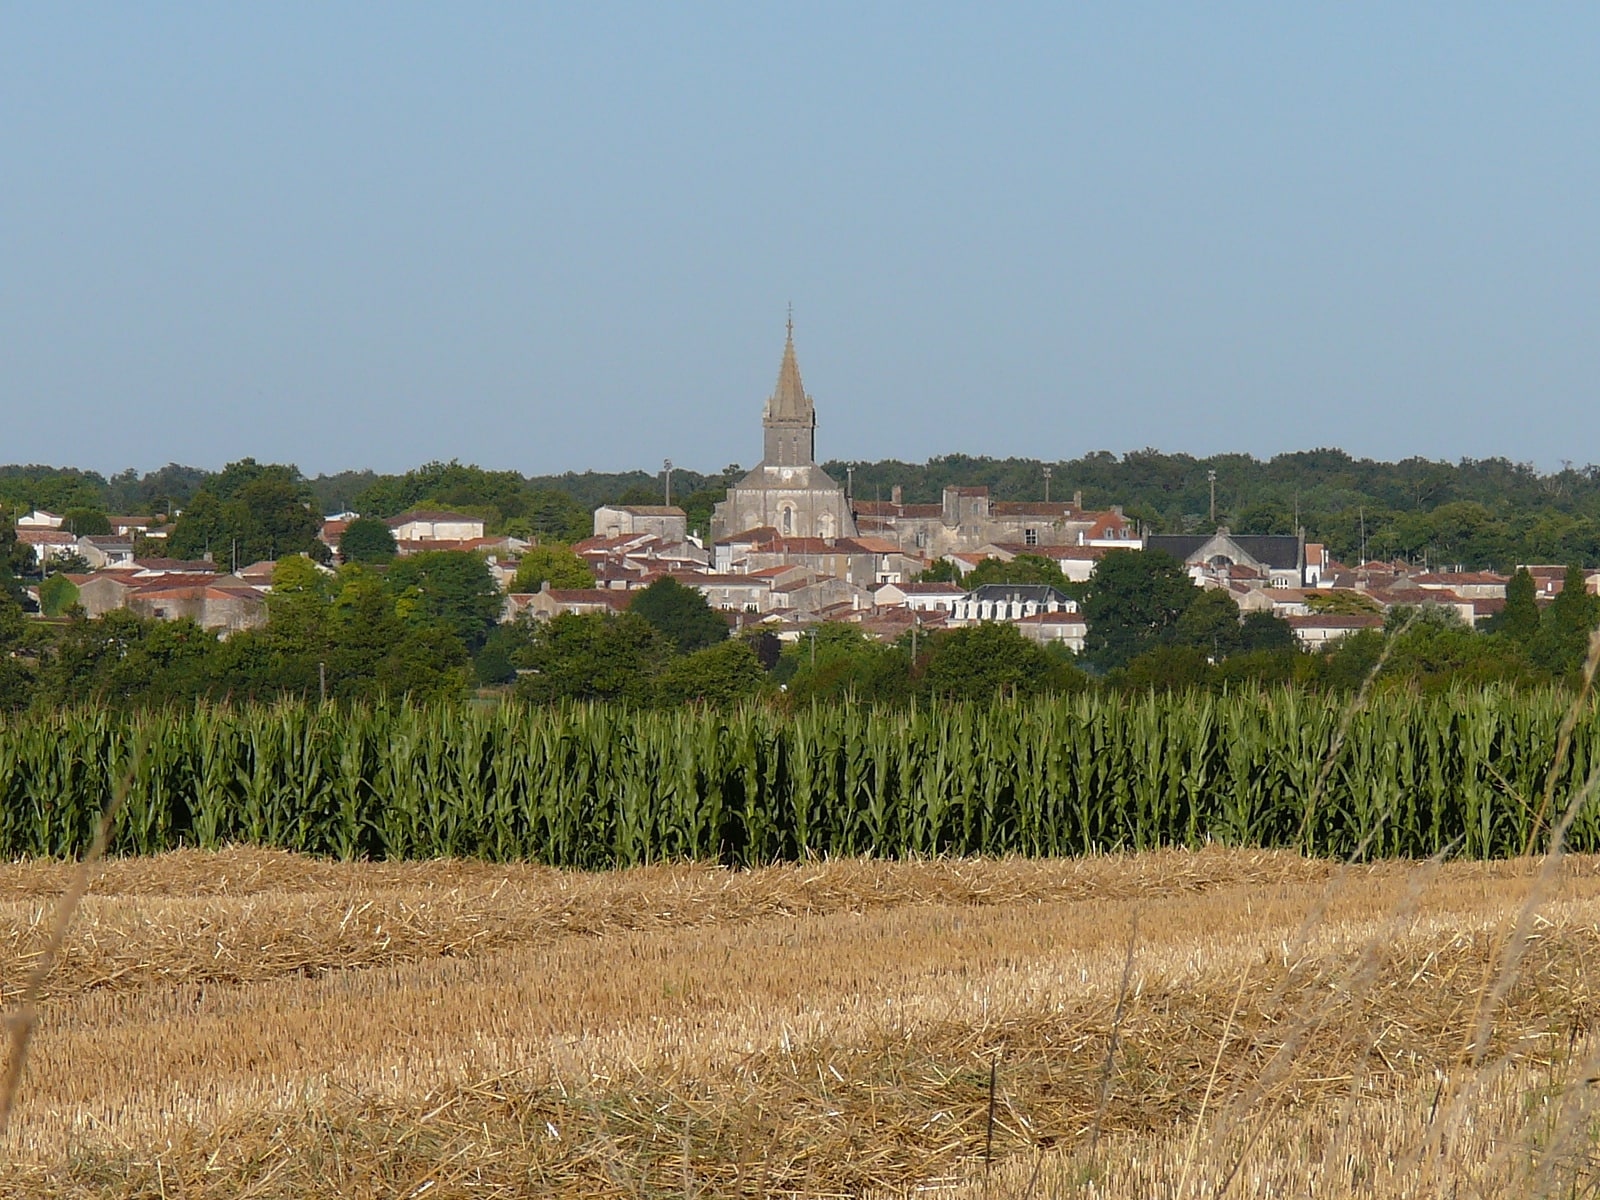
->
[[762, 312, 816, 466]]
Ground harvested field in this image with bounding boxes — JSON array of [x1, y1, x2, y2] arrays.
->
[[3, 847, 1600, 1196]]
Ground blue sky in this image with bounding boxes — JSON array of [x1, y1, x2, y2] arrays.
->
[[3, 5, 1597, 476]]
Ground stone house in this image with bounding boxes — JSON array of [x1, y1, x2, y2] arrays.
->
[[1014, 611, 1088, 652], [1286, 613, 1385, 648], [386, 511, 486, 542], [505, 583, 633, 623], [872, 580, 967, 614], [77, 535, 136, 570], [593, 505, 689, 543], [128, 584, 266, 636], [669, 572, 774, 613], [854, 485, 1135, 559]]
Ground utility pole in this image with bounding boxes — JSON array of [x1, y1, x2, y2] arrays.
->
[[1042, 466, 1052, 504], [663, 459, 673, 507], [1207, 470, 1217, 524], [318, 661, 326, 704]]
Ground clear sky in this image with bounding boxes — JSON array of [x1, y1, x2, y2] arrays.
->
[[4, 5, 1597, 477]]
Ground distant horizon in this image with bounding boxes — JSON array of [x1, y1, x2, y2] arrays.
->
[[5, 442, 1599, 487]]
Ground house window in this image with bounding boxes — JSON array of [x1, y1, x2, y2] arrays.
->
[[782, 507, 794, 534], [1024, 528, 1038, 546]]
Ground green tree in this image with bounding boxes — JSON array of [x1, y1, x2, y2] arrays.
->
[[514, 612, 673, 705], [60, 507, 111, 536], [167, 459, 322, 565], [324, 567, 469, 701], [1530, 565, 1599, 675], [1238, 610, 1297, 654], [965, 554, 1069, 591], [0, 517, 36, 600], [1305, 590, 1381, 615], [923, 622, 1060, 700], [47, 550, 91, 575], [1081, 550, 1199, 672], [473, 621, 527, 686], [262, 555, 336, 686], [777, 623, 896, 702], [1117, 644, 1217, 692], [510, 544, 594, 592], [629, 577, 728, 655], [385, 551, 503, 653], [1172, 589, 1243, 659], [37, 574, 80, 618], [657, 639, 767, 706], [0, 592, 31, 710], [914, 558, 963, 583], [337, 517, 398, 564], [33, 611, 222, 709], [1495, 567, 1540, 643]]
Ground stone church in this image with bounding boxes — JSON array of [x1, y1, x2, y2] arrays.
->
[[710, 322, 858, 543]]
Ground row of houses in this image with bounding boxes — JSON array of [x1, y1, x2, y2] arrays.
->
[[15, 496, 1594, 654]]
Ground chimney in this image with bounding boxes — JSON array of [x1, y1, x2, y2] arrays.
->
[[891, 485, 903, 506]]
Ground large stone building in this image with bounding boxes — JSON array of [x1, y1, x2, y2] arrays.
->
[[853, 485, 1139, 559], [710, 322, 857, 543]]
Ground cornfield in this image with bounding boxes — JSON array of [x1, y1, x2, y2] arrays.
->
[[0, 690, 1595, 864]]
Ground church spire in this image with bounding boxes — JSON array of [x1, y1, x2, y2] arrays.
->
[[767, 313, 810, 423], [762, 312, 816, 466]]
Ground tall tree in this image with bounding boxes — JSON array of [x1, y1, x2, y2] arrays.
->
[[923, 621, 1060, 700], [1531, 565, 1599, 675], [384, 551, 503, 653], [1081, 550, 1199, 671], [514, 612, 673, 705], [965, 554, 1070, 591], [1497, 567, 1540, 643], [629, 577, 728, 655], [337, 517, 398, 564], [167, 459, 322, 565], [510, 544, 594, 593]]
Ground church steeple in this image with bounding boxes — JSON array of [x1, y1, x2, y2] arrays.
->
[[762, 314, 816, 466]]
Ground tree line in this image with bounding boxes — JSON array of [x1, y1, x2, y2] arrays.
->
[[10, 447, 1600, 570], [5, 543, 1597, 715]]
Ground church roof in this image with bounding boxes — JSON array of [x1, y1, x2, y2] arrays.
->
[[764, 319, 812, 423]]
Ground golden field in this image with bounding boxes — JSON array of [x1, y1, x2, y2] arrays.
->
[[3, 847, 1600, 1197]]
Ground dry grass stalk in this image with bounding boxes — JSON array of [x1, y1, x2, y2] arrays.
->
[[0, 770, 128, 1136]]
